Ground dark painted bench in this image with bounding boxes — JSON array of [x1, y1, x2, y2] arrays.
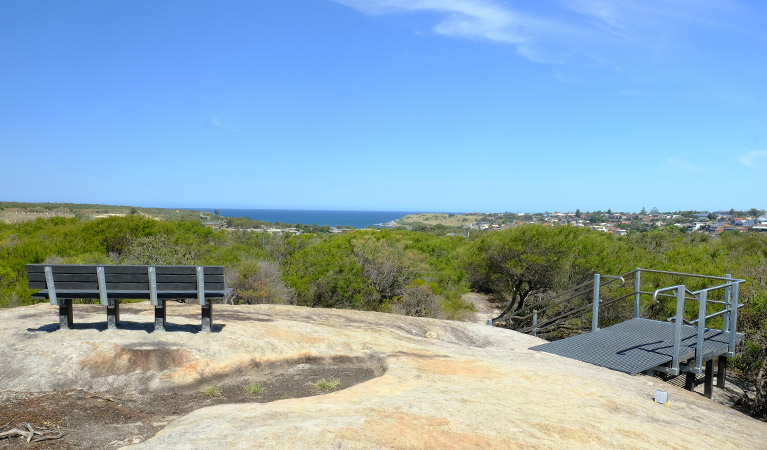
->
[[26, 264, 231, 332]]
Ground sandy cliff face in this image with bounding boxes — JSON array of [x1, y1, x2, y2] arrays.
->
[[1, 303, 765, 449]]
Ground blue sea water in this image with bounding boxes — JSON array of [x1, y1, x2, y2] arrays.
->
[[200, 209, 420, 229]]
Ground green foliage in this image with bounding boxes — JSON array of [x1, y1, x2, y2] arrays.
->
[[228, 259, 296, 305], [245, 382, 262, 394], [3, 215, 767, 418], [461, 226, 631, 314], [203, 386, 222, 396], [311, 378, 340, 392], [389, 280, 443, 318]]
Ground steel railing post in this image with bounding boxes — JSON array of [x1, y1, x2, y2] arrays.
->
[[695, 290, 707, 372], [722, 274, 731, 331], [592, 273, 601, 332], [633, 268, 641, 318], [728, 282, 739, 356], [671, 285, 685, 375], [532, 310, 538, 337]]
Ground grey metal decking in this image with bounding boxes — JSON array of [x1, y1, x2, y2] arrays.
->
[[530, 318, 743, 375]]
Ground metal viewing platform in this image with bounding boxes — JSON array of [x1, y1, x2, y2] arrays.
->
[[492, 268, 746, 398], [531, 318, 743, 375]]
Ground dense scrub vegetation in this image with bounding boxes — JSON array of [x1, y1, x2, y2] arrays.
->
[[0, 216, 765, 418]]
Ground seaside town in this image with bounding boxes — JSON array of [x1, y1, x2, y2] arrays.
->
[[1, 203, 766, 235], [392, 208, 767, 235]]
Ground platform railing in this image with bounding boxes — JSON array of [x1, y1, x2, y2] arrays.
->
[[657, 278, 744, 375], [493, 268, 745, 374]]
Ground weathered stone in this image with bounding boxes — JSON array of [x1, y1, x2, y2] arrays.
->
[[0, 303, 765, 449]]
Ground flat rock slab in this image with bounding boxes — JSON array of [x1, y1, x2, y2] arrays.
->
[[1, 303, 765, 449]]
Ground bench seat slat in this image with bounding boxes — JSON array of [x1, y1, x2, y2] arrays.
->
[[31, 288, 231, 300], [28, 281, 225, 290], [27, 273, 224, 284]]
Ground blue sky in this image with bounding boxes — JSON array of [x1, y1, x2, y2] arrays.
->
[[1, 0, 765, 213]]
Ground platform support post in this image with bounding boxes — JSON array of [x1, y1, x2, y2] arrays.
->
[[633, 268, 641, 318], [592, 274, 600, 332], [684, 372, 696, 391], [671, 286, 685, 375], [704, 360, 714, 399], [722, 274, 731, 331], [717, 355, 727, 388], [728, 282, 739, 356], [694, 290, 707, 372]]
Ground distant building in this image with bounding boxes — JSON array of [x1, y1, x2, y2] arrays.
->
[[202, 221, 225, 231]]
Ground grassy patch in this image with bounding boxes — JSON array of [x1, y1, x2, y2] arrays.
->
[[202, 386, 222, 396], [441, 293, 475, 321], [245, 382, 262, 395], [311, 378, 340, 392]]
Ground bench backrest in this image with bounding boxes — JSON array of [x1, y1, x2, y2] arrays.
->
[[26, 264, 225, 305]]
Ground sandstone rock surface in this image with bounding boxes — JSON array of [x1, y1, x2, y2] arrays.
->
[[1, 303, 765, 449]]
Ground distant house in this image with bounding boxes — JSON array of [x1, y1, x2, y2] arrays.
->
[[202, 221, 225, 231]]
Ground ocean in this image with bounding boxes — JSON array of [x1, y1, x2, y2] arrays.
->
[[199, 209, 420, 229]]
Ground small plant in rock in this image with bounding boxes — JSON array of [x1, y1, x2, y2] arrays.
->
[[203, 386, 222, 396], [246, 382, 262, 395], [312, 378, 340, 392]]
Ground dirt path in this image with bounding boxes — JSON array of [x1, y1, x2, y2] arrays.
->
[[462, 292, 501, 324]]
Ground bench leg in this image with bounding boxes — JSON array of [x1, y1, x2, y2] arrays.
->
[[107, 300, 120, 330], [59, 299, 73, 330], [717, 355, 727, 388], [201, 301, 212, 333], [155, 300, 167, 332], [704, 359, 714, 399]]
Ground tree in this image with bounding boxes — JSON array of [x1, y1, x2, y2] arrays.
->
[[352, 234, 413, 300], [463, 226, 582, 317], [389, 280, 442, 318], [575, 209, 581, 218], [228, 259, 296, 305], [640, 206, 647, 215]]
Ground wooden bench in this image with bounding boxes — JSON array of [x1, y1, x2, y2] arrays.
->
[[26, 264, 231, 332]]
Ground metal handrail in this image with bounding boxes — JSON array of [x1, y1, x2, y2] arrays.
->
[[652, 285, 695, 304], [634, 268, 744, 282], [691, 281, 744, 295]]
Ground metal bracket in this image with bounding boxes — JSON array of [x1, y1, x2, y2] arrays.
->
[[97, 267, 109, 306], [196, 266, 205, 305], [680, 365, 703, 375], [44, 266, 58, 306], [148, 267, 158, 306], [655, 366, 679, 377]]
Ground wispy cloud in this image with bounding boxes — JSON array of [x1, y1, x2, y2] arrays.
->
[[204, 115, 239, 133], [658, 157, 710, 174], [739, 150, 767, 169], [332, 0, 585, 62], [331, 0, 756, 74]]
